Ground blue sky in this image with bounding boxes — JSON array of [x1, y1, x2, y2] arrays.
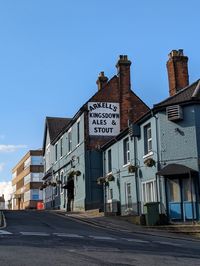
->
[[0, 0, 199, 192]]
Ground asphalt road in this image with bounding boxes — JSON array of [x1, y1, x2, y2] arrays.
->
[[0, 210, 200, 266]]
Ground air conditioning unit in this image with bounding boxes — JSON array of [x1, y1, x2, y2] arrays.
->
[[166, 105, 183, 121]]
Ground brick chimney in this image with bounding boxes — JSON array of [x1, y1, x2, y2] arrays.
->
[[116, 55, 131, 93], [96, 71, 108, 91], [116, 55, 132, 129], [167, 49, 189, 96]]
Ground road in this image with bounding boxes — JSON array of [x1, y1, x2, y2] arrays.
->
[[0, 210, 200, 266]]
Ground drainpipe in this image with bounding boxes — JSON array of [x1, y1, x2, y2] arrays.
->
[[117, 141, 121, 215], [103, 151, 107, 214], [133, 136, 140, 215], [153, 112, 163, 213], [189, 170, 195, 223]]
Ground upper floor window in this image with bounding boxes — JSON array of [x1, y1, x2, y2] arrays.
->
[[123, 137, 130, 165], [60, 138, 63, 157], [31, 156, 43, 165], [55, 143, 58, 161], [108, 149, 112, 173], [144, 124, 152, 155], [77, 121, 80, 145], [68, 130, 72, 153]]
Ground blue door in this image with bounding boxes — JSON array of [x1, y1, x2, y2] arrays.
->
[[167, 179, 182, 220], [182, 178, 196, 220], [167, 178, 197, 221]]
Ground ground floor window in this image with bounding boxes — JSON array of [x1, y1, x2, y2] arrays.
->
[[125, 183, 132, 209], [142, 179, 157, 203], [109, 188, 113, 200]]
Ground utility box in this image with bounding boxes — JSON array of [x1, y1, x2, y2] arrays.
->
[[144, 202, 160, 226]]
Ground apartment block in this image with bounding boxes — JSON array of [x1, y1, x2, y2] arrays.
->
[[12, 150, 44, 210]]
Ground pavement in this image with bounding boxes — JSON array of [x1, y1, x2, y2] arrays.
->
[[52, 209, 200, 241]]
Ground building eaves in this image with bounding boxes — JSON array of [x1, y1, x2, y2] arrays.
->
[[101, 128, 129, 151], [153, 79, 200, 109]]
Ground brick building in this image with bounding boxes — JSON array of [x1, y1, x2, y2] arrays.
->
[[42, 55, 149, 211], [12, 150, 44, 210]]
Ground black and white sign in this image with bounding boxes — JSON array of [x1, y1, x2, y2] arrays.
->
[[88, 102, 120, 136]]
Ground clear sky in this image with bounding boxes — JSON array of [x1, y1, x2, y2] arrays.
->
[[0, 0, 199, 199]]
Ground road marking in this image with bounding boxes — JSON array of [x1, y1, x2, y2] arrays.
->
[[154, 241, 183, 247], [53, 233, 84, 238], [20, 232, 50, 236], [0, 230, 12, 235], [83, 246, 120, 252], [122, 238, 149, 243], [89, 236, 116, 241]]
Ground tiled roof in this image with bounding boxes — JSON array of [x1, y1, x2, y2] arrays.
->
[[46, 117, 71, 142], [154, 80, 200, 108]]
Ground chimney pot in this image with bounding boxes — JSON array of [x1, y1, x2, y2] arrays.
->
[[96, 71, 108, 91]]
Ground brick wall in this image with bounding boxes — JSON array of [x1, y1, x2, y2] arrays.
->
[[85, 55, 149, 150], [167, 49, 189, 96]]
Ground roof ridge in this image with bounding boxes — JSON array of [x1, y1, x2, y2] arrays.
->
[[191, 80, 200, 98], [46, 116, 71, 120]]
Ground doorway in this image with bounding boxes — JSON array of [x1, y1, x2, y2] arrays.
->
[[166, 177, 197, 221]]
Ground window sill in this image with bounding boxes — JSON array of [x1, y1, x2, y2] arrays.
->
[[123, 162, 131, 168], [107, 171, 113, 176], [143, 151, 153, 159]]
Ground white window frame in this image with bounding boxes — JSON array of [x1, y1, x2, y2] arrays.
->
[[123, 137, 130, 166], [144, 124, 152, 155], [55, 142, 58, 162], [125, 182, 132, 209], [147, 127, 152, 153], [60, 137, 63, 158], [142, 179, 157, 204], [77, 119, 80, 145], [68, 128, 72, 153]]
